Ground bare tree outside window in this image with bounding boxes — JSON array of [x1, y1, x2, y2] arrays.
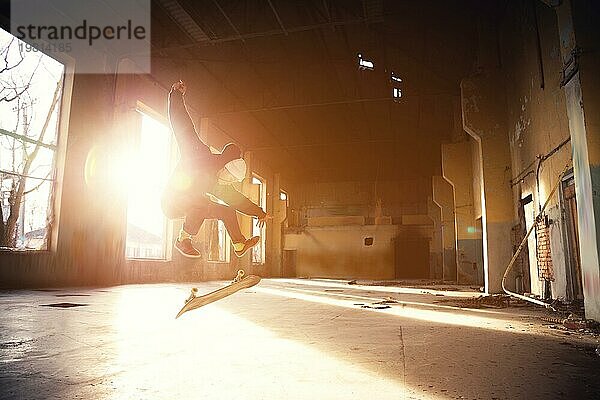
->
[[0, 28, 65, 250]]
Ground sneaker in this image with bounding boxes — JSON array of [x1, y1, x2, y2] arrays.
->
[[234, 236, 260, 258], [175, 238, 201, 258]]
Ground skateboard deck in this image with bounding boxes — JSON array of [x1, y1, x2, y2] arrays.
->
[[176, 270, 260, 319]]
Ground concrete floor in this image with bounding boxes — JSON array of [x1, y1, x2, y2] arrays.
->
[[1, 279, 599, 400]]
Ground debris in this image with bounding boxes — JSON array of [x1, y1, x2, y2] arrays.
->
[[347, 280, 357, 285], [373, 297, 399, 305], [361, 305, 391, 310], [543, 313, 600, 335], [436, 294, 520, 309], [40, 303, 88, 308], [563, 318, 589, 331]]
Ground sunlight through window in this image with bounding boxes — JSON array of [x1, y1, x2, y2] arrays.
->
[[357, 53, 374, 70], [125, 112, 172, 260], [251, 174, 266, 264]]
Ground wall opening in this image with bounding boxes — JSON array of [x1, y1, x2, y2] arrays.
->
[[125, 111, 172, 260], [251, 174, 266, 265], [561, 172, 583, 300], [207, 219, 230, 262], [357, 53, 374, 70], [522, 193, 541, 296]]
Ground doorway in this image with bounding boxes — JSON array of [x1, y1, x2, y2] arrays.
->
[[522, 194, 542, 296], [516, 195, 532, 294], [395, 236, 430, 279], [561, 172, 583, 300]]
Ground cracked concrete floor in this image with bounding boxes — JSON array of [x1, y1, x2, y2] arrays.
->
[[1, 279, 599, 399]]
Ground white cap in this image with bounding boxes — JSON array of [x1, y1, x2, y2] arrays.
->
[[217, 158, 247, 184]]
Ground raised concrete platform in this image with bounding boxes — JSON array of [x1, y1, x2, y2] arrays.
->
[[1, 279, 598, 399]]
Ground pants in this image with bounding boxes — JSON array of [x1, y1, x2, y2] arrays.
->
[[162, 184, 265, 244]]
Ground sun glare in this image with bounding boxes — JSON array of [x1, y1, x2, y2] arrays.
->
[[125, 113, 172, 259]]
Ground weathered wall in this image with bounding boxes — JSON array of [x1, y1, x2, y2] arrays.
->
[[284, 225, 398, 280], [500, 1, 572, 298], [459, 0, 600, 321], [285, 178, 436, 280], [288, 179, 432, 224]]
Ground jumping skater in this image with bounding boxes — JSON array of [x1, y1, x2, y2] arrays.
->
[[161, 80, 268, 258]]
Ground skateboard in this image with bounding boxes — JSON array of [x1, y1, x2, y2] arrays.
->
[[176, 270, 261, 319]]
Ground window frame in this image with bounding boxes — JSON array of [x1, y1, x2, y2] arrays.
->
[[0, 30, 73, 253], [124, 103, 174, 261], [251, 173, 266, 265], [207, 219, 231, 263]]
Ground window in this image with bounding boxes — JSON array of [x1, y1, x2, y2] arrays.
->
[[0, 28, 65, 250], [251, 174, 266, 264], [207, 219, 229, 262], [391, 71, 402, 83], [357, 53, 374, 70], [391, 72, 403, 102], [125, 111, 172, 260]]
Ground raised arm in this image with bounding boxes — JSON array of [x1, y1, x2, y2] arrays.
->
[[168, 81, 208, 159]]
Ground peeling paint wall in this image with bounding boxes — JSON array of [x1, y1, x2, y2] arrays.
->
[[288, 179, 431, 224], [500, 1, 572, 298]]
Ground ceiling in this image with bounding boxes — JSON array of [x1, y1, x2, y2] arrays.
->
[[150, 0, 482, 182]]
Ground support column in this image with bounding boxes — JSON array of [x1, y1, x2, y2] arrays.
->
[[461, 72, 514, 294], [427, 197, 443, 280], [556, 0, 600, 320], [433, 176, 458, 281], [270, 173, 283, 277], [56, 73, 123, 286], [442, 141, 483, 284]]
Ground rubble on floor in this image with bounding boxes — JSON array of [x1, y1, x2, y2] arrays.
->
[[346, 279, 484, 292], [434, 294, 531, 309]]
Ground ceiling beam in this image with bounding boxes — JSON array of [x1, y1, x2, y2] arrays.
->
[[154, 18, 365, 51], [266, 0, 288, 35], [156, 0, 212, 42], [212, 0, 246, 43]]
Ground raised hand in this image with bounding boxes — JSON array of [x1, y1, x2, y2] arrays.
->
[[256, 213, 272, 229], [171, 80, 186, 95]]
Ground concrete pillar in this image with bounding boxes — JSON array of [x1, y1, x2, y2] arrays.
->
[[432, 176, 458, 281], [427, 197, 443, 280], [459, 13, 515, 293], [270, 173, 283, 277], [555, 0, 600, 320], [461, 72, 514, 294], [442, 141, 483, 284], [239, 150, 256, 271], [56, 73, 124, 286]]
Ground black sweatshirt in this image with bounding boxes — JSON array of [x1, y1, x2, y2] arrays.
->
[[166, 88, 241, 196]]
